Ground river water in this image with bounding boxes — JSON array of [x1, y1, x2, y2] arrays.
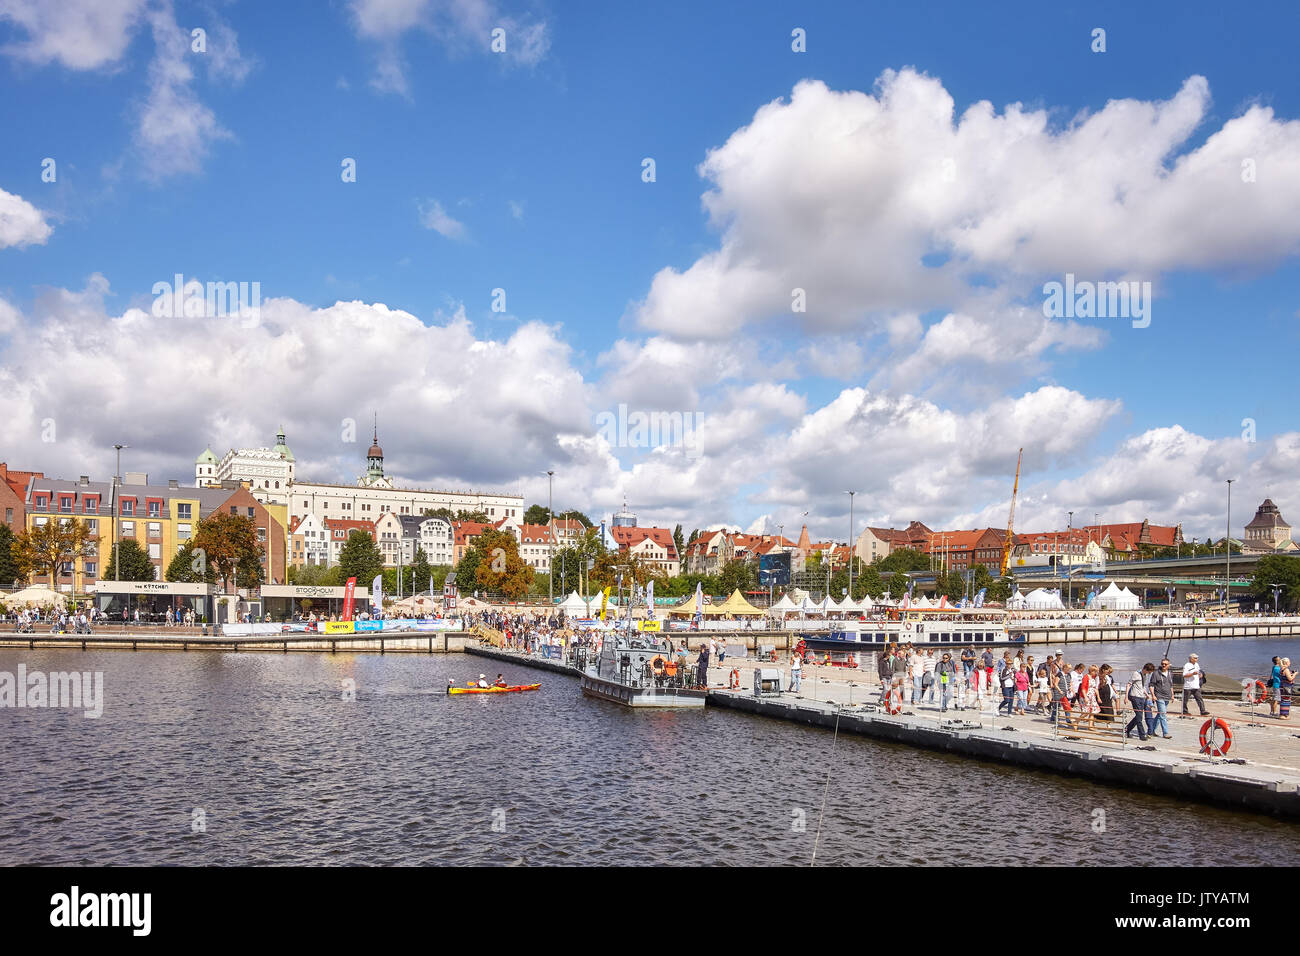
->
[[1, 641, 1298, 866]]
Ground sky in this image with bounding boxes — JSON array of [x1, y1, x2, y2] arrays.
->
[[0, 0, 1298, 545]]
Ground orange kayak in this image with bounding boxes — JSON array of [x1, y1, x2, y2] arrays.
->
[[448, 683, 540, 695]]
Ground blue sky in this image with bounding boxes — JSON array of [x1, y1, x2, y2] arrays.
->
[[1, 0, 1298, 542]]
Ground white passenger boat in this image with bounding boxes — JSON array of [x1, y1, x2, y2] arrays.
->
[[795, 606, 1020, 664]]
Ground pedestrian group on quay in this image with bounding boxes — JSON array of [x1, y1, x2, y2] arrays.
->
[[870, 644, 1297, 742]]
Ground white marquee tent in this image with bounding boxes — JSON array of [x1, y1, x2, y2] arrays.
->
[[1096, 582, 1140, 610], [1021, 587, 1066, 610]]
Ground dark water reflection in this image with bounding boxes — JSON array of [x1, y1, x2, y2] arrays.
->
[[0, 648, 1296, 866]]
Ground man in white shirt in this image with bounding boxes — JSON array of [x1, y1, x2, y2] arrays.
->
[[1181, 653, 1208, 716]]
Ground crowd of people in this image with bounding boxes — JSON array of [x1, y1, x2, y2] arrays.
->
[[866, 643, 1270, 742]]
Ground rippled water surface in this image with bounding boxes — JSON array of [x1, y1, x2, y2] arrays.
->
[[1, 647, 1297, 866]]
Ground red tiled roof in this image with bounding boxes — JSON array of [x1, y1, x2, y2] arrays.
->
[[611, 526, 678, 559], [322, 518, 375, 533]]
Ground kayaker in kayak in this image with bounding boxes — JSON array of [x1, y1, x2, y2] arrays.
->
[[492, 674, 507, 688], [476, 674, 489, 688]]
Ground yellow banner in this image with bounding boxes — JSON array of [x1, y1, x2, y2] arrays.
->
[[324, 621, 356, 634], [637, 620, 662, 632], [598, 586, 611, 621]]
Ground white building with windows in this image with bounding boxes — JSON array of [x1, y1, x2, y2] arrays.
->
[[196, 426, 296, 507]]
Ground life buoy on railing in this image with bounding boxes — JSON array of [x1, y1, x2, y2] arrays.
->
[[729, 668, 740, 690], [1246, 679, 1268, 705], [886, 685, 903, 715], [1199, 717, 1232, 757], [904, 622, 914, 632]]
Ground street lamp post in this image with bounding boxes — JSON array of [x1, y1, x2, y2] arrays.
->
[[112, 443, 126, 582], [846, 491, 856, 598], [547, 470, 554, 606], [1226, 478, 1234, 614], [1067, 511, 1074, 607]]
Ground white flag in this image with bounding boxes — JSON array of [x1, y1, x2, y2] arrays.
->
[[646, 579, 655, 620], [371, 573, 383, 612]]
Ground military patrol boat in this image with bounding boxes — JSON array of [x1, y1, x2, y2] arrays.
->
[[580, 629, 708, 708]]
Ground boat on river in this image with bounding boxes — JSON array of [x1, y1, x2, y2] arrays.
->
[[580, 631, 707, 708], [448, 682, 540, 695], [797, 607, 1015, 664]]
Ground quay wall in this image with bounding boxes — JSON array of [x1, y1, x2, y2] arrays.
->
[[706, 692, 1300, 818], [465, 645, 1300, 819]]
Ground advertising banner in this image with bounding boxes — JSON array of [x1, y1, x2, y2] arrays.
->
[[343, 578, 357, 620], [354, 620, 383, 632], [325, 621, 356, 635]]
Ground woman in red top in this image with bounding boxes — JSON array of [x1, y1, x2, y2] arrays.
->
[[1013, 663, 1030, 715]]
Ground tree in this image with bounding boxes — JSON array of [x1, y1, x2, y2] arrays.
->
[[192, 512, 265, 591], [287, 563, 341, 586], [12, 518, 98, 584], [886, 571, 912, 599], [471, 527, 533, 599], [0, 523, 19, 587], [673, 524, 685, 562], [104, 537, 156, 581], [1250, 555, 1300, 612], [410, 547, 433, 593], [552, 528, 607, 595], [423, 507, 490, 523], [166, 540, 217, 583], [854, 561, 883, 600], [987, 576, 1013, 604], [878, 547, 929, 573], [719, 558, 757, 595], [337, 529, 383, 587], [523, 504, 551, 525]]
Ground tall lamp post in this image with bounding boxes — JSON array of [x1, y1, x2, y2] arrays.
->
[[1225, 478, 1234, 614], [1067, 511, 1074, 607], [113, 443, 127, 582], [547, 470, 554, 606], [846, 490, 856, 598], [1268, 584, 1284, 615]]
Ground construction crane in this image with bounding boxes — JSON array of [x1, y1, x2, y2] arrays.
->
[[999, 448, 1023, 576]]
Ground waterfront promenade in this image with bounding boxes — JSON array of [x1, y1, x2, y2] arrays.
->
[[466, 644, 1300, 818]]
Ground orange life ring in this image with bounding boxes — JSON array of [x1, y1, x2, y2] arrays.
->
[[729, 668, 740, 690], [1250, 680, 1268, 705], [886, 686, 903, 715], [904, 622, 914, 632], [1199, 718, 1232, 757]]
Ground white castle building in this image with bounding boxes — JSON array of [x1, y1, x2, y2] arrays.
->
[[198, 422, 525, 543], [196, 426, 296, 506]]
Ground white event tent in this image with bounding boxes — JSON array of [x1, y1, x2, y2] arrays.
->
[[1096, 582, 1140, 610]]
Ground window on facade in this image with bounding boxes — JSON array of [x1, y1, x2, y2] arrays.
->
[[178, 523, 192, 540], [121, 521, 134, 535], [85, 499, 98, 513], [177, 503, 192, 519], [35, 496, 47, 509], [148, 522, 161, 537], [148, 544, 161, 559], [60, 497, 73, 512], [87, 519, 98, 534], [121, 500, 134, 515], [85, 562, 97, 577], [148, 501, 160, 517]]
